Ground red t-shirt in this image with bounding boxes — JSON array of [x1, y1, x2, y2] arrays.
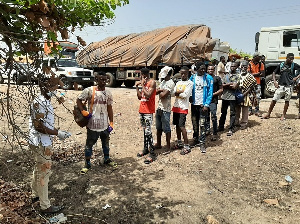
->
[[139, 80, 156, 114]]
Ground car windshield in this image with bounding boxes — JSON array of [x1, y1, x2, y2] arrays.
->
[[57, 59, 78, 67]]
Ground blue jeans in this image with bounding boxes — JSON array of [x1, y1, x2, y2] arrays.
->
[[155, 109, 171, 133], [85, 128, 110, 159], [207, 103, 218, 135]]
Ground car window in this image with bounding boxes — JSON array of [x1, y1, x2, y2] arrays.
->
[[57, 59, 78, 67]]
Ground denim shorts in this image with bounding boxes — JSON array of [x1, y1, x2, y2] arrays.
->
[[155, 109, 171, 133]]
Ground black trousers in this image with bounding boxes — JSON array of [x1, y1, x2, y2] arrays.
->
[[219, 100, 236, 131]]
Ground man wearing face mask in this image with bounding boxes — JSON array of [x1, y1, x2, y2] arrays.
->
[[28, 76, 71, 214]]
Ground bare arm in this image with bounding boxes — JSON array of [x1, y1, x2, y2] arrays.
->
[[107, 104, 113, 124], [33, 118, 58, 135], [159, 89, 170, 99], [136, 82, 142, 100], [142, 80, 156, 98], [213, 85, 223, 96]]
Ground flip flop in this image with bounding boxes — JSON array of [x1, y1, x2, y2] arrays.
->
[[80, 167, 89, 175], [261, 115, 270, 119], [104, 158, 118, 168], [144, 156, 156, 164]]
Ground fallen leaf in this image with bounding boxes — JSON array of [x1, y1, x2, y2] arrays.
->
[[264, 199, 279, 206]]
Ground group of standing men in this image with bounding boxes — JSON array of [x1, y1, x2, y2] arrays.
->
[[135, 52, 300, 163], [28, 52, 300, 214]]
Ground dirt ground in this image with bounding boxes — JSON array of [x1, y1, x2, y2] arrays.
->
[[1, 83, 300, 224]]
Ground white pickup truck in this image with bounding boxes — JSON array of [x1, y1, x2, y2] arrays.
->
[[43, 57, 94, 90]]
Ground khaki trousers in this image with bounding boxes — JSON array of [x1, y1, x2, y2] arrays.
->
[[30, 144, 52, 210], [235, 105, 249, 128]]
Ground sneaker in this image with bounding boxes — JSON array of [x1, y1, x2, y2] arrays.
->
[[180, 144, 191, 155], [211, 135, 217, 141], [200, 144, 206, 153], [175, 140, 184, 149], [205, 130, 211, 136], [104, 158, 118, 168], [40, 205, 64, 214], [218, 127, 224, 132], [191, 138, 200, 147], [227, 130, 233, 136]]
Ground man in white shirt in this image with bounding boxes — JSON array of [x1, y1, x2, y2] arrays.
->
[[29, 76, 71, 214], [172, 66, 193, 155], [155, 66, 175, 151], [77, 71, 116, 173]]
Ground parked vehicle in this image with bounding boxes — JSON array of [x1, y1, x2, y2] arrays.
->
[[0, 62, 38, 85], [76, 24, 230, 87], [255, 25, 300, 97], [42, 57, 94, 90]]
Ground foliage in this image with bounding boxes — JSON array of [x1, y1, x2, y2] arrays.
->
[[229, 48, 252, 59], [0, 0, 129, 57], [0, 0, 128, 151]]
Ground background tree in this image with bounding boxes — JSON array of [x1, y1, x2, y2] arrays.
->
[[0, 0, 128, 147]]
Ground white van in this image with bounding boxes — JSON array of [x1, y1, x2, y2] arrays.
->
[[43, 57, 94, 89]]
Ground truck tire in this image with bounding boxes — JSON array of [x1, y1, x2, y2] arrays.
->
[[106, 72, 116, 87], [172, 73, 181, 83], [60, 76, 73, 90], [264, 74, 280, 98], [124, 80, 135, 88]]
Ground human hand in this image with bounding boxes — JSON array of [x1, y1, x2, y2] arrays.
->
[[135, 81, 141, 87], [81, 110, 92, 119], [202, 106, 208, 112], [57, 130, 71, 140], [108, 122, 114, 133], [274, 81, 279, 88]]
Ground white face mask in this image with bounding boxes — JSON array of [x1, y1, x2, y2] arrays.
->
[[46, 90, 57, 98]]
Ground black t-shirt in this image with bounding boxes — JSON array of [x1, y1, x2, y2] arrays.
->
[[211, 75, 222, 104], [274, 62, 300, 86]]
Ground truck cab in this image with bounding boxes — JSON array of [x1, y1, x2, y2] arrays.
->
[[256, 25, 300, 97], [42, 57, 94, 90]]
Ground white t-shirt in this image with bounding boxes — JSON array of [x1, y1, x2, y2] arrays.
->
[[78, 87, 113, 132], [28, 95, 54, 146], [157, 79, 175, 112], [194, 75, 204, 105], [172, 80, 193, 110]]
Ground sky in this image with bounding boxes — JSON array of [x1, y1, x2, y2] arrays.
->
[[70, 0, 300, 55]]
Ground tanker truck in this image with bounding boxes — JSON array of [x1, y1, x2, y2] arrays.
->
[[76, 24, 230, 87]]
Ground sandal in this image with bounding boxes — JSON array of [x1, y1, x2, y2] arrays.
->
[[180, 146, 191, 155], [80, 167, 90, 175], [261, 114, 270, 119], [104, 158, 118, 168], [154, 144, 162, 149], [144, 155, 156, 164], [137, 150, 149, 157]]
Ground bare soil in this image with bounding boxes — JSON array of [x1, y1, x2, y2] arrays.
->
[[1, 84, 300, 224]]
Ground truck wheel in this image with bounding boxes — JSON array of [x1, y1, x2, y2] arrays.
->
[[264, 74, 280, 98], [60, 76, 73, 90], [0, 75, 4, 84], [172, 73, 181, 83], [106, 72, 116, 87], [124, 80, 135, 88]]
